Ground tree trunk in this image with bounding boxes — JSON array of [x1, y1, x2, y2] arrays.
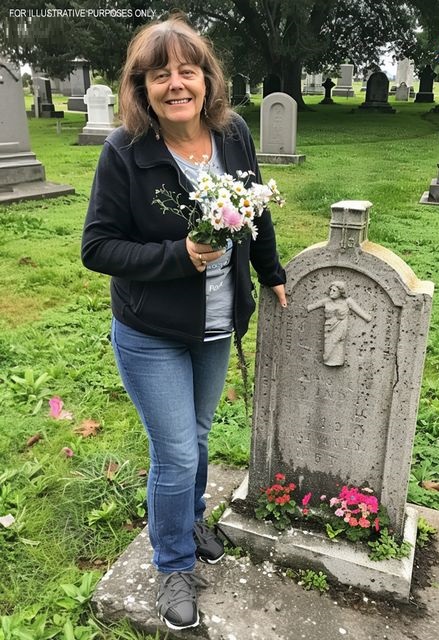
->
[[280, 58, 312, 111]]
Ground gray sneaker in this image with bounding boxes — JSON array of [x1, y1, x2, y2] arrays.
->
[[194, 521, 225, 564], [156, 571, 208, 630]]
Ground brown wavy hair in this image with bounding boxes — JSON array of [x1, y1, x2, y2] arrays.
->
[[119, 16, 233, 139]]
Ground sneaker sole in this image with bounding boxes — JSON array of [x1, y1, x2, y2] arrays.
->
[[196, 551, 225, 565], [158, 611, 199, 630]]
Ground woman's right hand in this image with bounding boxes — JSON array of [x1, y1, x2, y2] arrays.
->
[[186, 237, 226, 273]]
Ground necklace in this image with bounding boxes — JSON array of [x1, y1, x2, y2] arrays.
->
[[164, 128, 212, 164]]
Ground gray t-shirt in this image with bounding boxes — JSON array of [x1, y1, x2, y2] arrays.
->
[[169, 136, 234, 340]]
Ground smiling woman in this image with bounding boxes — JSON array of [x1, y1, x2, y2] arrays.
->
[[81, 13, 286, 631]]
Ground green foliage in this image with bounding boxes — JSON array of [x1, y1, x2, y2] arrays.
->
[[286, 568, 330, 593], [368, 529, 412, 561], [417, 516, 438, 547], [2, 368, 52, 414]]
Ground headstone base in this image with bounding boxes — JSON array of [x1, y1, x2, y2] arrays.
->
[[0, 180, 75, 204], [358, 102, 396, 113], [256, 153, 306, 165], [319, 97, 334, 105], [415, 93, 435, 103], [67, 96, 87, 112], [78, 126, 116, 145], [219, 476, 418, 602], [419, 189, 439, 206], [332, 87, 355, 97]]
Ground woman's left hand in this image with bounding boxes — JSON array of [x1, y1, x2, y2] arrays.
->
[[272, 284, 287, 308]]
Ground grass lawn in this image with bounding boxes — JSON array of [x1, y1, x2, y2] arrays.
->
[[1, 90, 439, 638]]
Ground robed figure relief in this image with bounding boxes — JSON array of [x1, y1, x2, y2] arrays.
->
[[307, 281, 372, 366]]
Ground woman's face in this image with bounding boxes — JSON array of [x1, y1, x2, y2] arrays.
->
[[329, 285, 340, 299], [145, 50, 206, 132]]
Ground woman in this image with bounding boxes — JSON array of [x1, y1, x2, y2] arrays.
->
[[81, 15, 286, 631]]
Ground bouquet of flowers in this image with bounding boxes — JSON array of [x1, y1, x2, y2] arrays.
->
[[153, 167, 284, 249]]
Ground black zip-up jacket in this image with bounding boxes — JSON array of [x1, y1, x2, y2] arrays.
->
[[81, 114, 286, 342]]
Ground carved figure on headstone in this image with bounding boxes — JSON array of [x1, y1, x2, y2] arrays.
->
[[307, 280, 372, 366]]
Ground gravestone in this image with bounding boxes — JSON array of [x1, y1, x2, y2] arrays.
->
[[395, 58, 415, 97], [78, 85, 116, 145], [0, 58, 74, 204], [419, 163, 439, 205], [395, 82, 409, 101], [332, 64, 355, 97], [257, 92, 305, 164], [415, 65, 436, 103], [231, 73, 250, 106], [262, 73, 281, 97], [220, 200, 433, 600], [359, 71, 395, 113], [302, 73, 324, 95], [320, 77, 335, 104], [29, 75, 63, 118], [67, 58, 91, 112]]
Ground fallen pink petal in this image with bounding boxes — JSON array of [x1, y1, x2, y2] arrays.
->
[[61, 447, 74, 458], [49, 397, 73, 420]]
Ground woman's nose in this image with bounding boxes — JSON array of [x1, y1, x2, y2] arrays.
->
[[169, 71, 184, 90]]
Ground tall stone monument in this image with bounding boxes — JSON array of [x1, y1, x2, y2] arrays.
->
[[395, 58, 415, 97], [78, 85, 116, 145], [220, 200, 433, 600], [257, 92, 305, 164], [67, 59, 91, 112], [332, 64, 355, 97], [302, 73, 324, 95], [0, 59, 74, 204], [231, 73, 250, 106], [415, 65, 436, 103]]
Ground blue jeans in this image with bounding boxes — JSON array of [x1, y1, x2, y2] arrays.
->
[[111, 318, 231, 573]]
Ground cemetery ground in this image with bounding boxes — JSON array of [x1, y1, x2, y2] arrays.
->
[[1, 91, 439, 639]]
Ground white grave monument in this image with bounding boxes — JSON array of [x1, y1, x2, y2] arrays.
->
[[396, 58, 415, 96], [257, 92, 305, 164], [78, 85, 117, 145], [332, 64, 355, 97], [302, 73, 324, 95], [0, 58, 74, 204]]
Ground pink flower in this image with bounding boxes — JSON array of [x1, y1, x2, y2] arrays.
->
[[320, 495, 326, 501], [348, 517, 359, 527], [301, 492, 312, 506], [329, 497, 339, 507], [302, 508, 309, 516], [222, 205, 243, 230], [49, 396, 73, 420], [359, 517, 370, 528], [373, 517, 380, 532], [61, 447, 74, 458], [274, 473, 286, 481], [334, 508, 345, 517]]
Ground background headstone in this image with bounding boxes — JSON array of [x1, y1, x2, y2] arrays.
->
[[29, 75, 63, 118], [395, 58, 415, 96], [67, 59, 91, 112], [0, 58, 74, 203], [332, 64, 355, 97], [257, 92, 305, 164], [320, 77, 335, 104], [395, 82, 409, 101], [231, 73, 250, 106], [419, 163, 439, 205], [220, 200, 433, 599], [415, 65, 436, 103], [359, 71, 395, 113], [78, 85, 116, 145], [302, 73, 324, 95]]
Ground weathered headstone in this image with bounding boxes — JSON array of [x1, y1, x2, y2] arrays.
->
[[332, 64, 355, 97], [395, 58, 415, 97], [395, 82, 409, 101], [220, 200, 433, 600], [262, 73, 281, 97], [78, 85, 116, 145], [303, 73, 324, 95], [320, 77, 335, 104], [30, 75, 63, 118], [257, 92, 305, 164], [359, 71, 395, 113], [415, 65, 436, 103], [0, 58, 74, 204], [67, 58, 91, 112], [231, 73, 250, 106], [419, 163, 439, 205]]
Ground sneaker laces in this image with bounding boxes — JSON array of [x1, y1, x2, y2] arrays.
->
[[160, 572, 209, 608]]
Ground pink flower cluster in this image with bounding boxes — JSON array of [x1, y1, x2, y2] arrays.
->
[[329, 485, 380, 531]]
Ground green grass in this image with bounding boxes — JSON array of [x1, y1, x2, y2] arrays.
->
[[1, 90, 439, 636]]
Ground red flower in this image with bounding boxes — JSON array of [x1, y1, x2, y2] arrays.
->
[[288, 483, 296, 491], [373, 517, 380, 532], [275, 496, 284, 504], [301, 492, 312, 506], [274, 473, 285, 481], [349, 517, 359, 527], [302, 508, 309, 516]]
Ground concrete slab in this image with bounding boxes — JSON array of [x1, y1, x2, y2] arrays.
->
[[256, 153, 306, 165], [91, 465, 439, 640], [0, 180, 75, 204]]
